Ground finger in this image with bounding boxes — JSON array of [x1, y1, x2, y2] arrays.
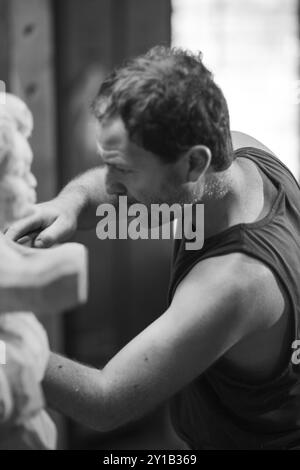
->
[[17, 230, 41, 246], [34, 218, 72, 248], [17, 235, 32, 245], [6, 216, 43, 241]]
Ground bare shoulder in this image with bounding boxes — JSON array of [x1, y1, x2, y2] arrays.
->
[[173, 252, 285, 331], [231, 131, 275, 155]]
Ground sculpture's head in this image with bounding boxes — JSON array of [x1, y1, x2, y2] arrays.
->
[[0, 93, 37, 230]]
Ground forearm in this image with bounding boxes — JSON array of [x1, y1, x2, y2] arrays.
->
[[44, 353, 189, 449], [43, 352, 111, 432], [56, 167, 117, 230]]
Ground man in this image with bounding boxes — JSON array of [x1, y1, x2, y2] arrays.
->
[[7, 46, 300, 450]]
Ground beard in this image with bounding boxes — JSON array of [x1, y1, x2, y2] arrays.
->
[[137, 182, 197, 209], [129, 184, 198, 229], [203, 172, 230, 200]]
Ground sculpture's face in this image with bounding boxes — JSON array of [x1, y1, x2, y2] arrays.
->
[[0, 94, 37, 230]]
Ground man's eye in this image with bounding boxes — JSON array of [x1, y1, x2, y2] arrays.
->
[[116, 167, 130, 174]]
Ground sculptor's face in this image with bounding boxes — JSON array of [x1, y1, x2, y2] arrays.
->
[[96, 117, 191, 208]]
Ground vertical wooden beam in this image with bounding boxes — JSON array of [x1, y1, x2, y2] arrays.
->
[[126, 0, 172, 56], [10, 0, 57, 201], [55, 0, 172, 448], [111, 0, 172, 65]]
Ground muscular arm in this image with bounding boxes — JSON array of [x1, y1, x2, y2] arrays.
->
[[6, 166, 117, 246], [57, 166, 117, 230], [43, 254, 280, 432]]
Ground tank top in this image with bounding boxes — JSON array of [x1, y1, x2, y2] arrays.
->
[[168, 147, 300, 450]]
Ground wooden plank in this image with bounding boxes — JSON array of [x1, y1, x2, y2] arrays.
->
[[55, 0, 113, 183], [126, 0, 172, 57], [55, 0, 173, 448], [10, 0, 57, 201]]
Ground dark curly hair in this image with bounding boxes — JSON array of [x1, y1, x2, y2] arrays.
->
[[92, 46, 233, 171]]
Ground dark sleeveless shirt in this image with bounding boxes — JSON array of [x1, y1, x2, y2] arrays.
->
[[168, 147, 300, 450]]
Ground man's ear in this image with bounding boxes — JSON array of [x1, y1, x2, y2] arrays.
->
[[185, 145, 212, 182]]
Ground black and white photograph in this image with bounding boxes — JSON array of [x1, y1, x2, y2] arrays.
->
[[0, 0, 299, 454]]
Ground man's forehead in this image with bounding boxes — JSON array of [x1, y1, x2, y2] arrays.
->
[[96, 117, 128, 149], [97, 118, 144, 164], [96, 116, 161, 167]]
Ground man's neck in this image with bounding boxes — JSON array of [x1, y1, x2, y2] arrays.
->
[[200, 158, 266, 240]]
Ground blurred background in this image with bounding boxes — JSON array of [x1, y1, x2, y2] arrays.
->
[[0, 0, 299, 449]]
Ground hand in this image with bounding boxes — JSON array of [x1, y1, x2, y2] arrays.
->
[[5, 198, 78, 248]]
